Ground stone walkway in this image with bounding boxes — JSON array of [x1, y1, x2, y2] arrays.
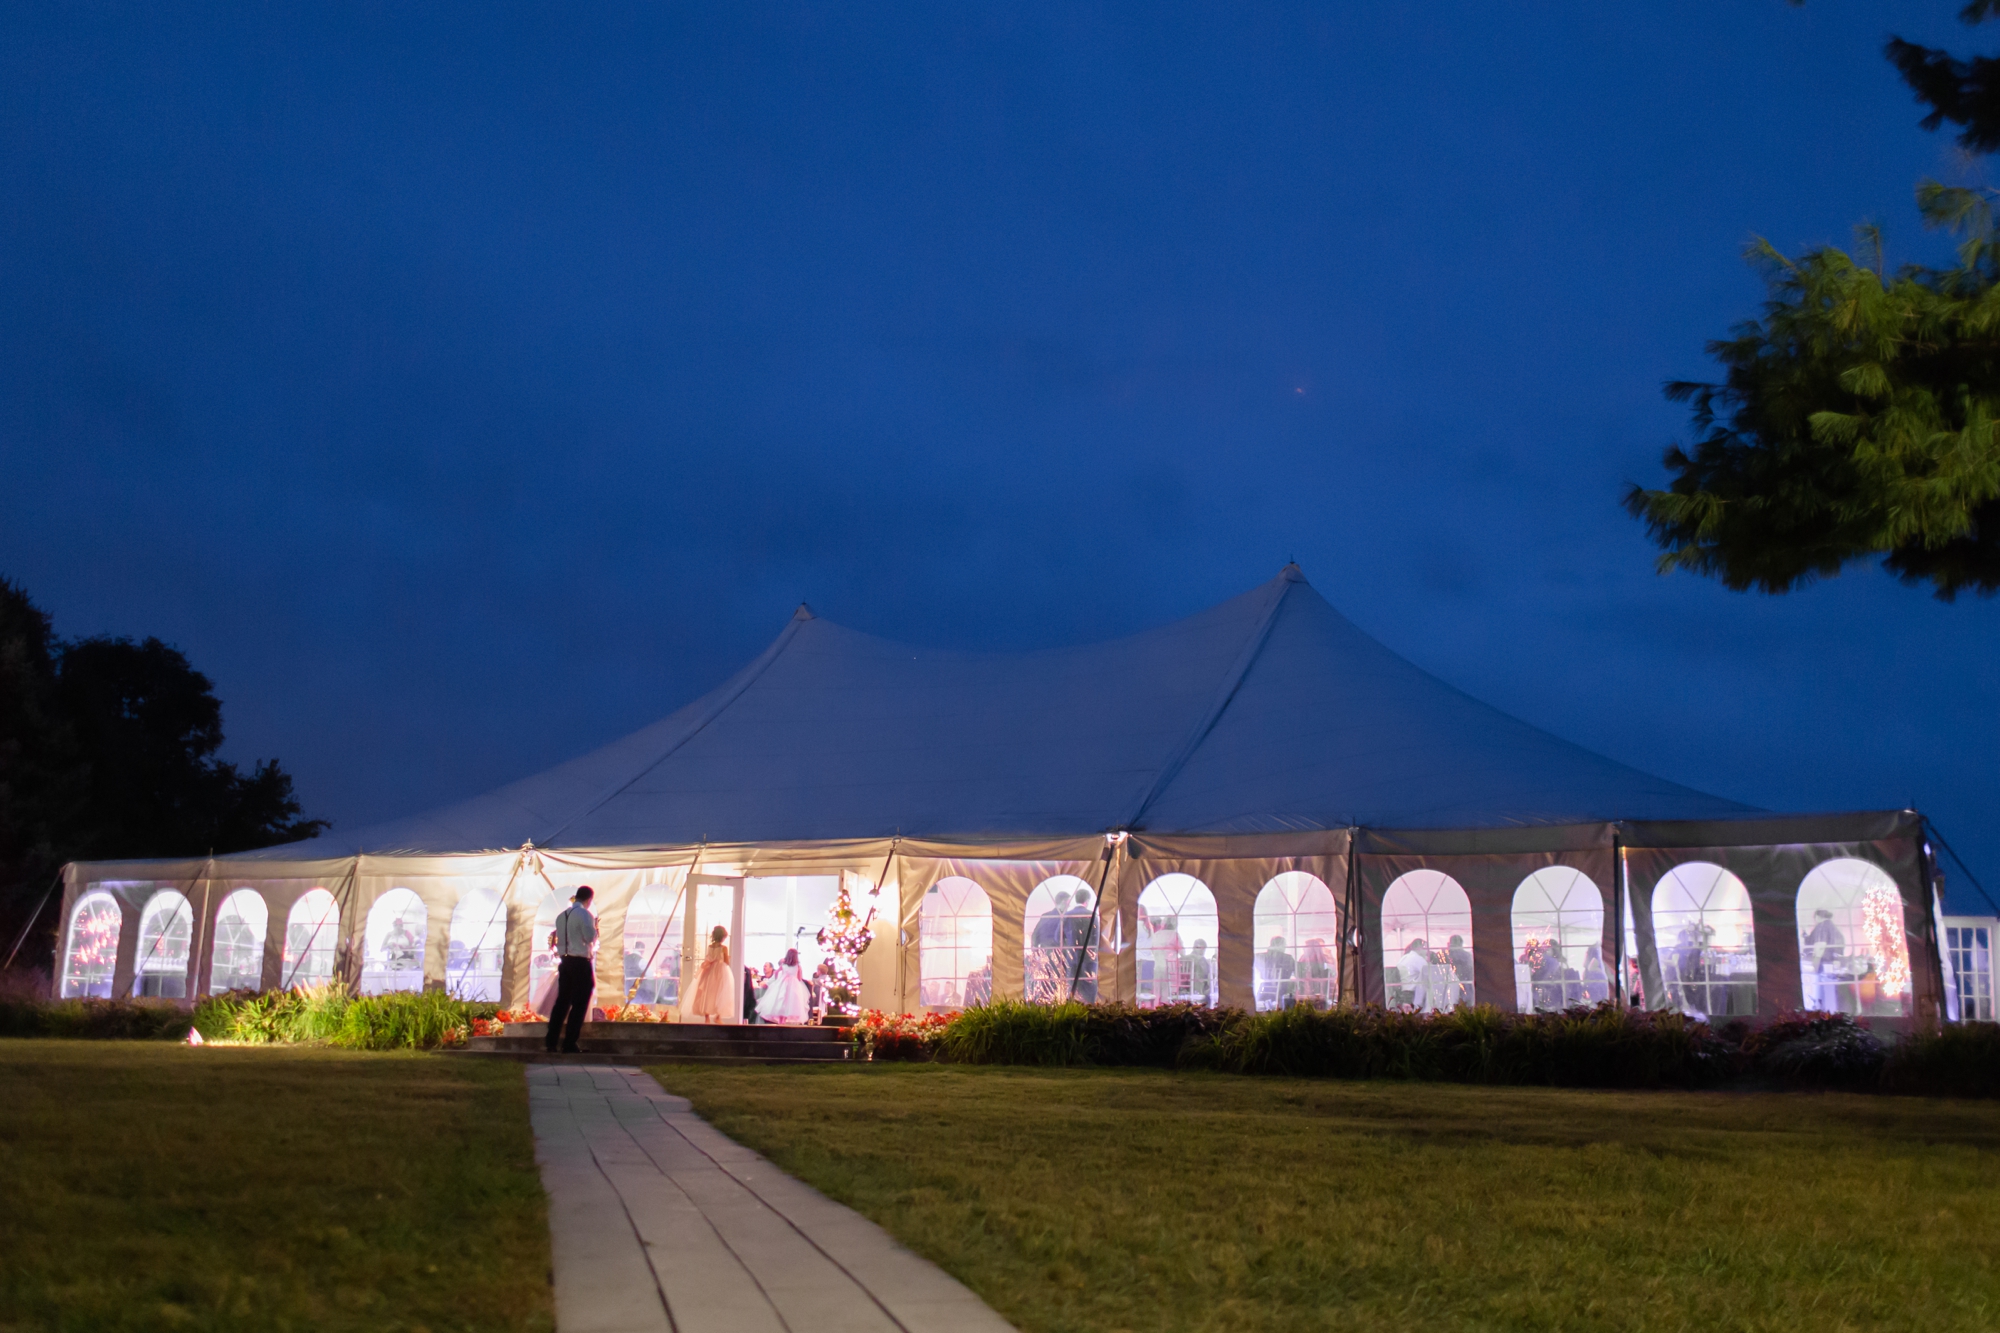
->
[[526, 1064, 1016, 1333]]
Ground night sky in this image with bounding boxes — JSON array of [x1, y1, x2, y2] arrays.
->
[[4, 4, 1997, 910]]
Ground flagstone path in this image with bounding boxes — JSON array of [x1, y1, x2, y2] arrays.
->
[[526, 1064, 1016, 1333]]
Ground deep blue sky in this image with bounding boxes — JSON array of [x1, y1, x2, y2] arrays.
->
[[5, 3, 1998, 910]]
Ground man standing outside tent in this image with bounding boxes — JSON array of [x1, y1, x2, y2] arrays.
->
[[545, 886, 598, 1054]]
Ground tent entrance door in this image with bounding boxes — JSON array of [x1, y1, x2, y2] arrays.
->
[[683, 874, 747, 1023]]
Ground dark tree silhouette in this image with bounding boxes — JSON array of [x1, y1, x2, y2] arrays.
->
[[1629, 5, 2000, 598], [0, 578, 325, 969]]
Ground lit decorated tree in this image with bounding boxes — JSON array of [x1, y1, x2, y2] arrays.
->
[[1860, 884, 1912, 1000], [814, 877, 877, 1015]]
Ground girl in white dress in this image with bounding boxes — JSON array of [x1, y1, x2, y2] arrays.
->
[[761, 947, 812, 1024]]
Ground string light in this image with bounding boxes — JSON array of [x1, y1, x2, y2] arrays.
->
[[815, 878, 875, 1016], [1860, 883, 1911, 996]]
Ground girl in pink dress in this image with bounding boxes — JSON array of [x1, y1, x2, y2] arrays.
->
[[685, 926, 733, 1022]]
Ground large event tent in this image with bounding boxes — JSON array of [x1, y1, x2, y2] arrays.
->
[[54, 566, 1954, 1026]]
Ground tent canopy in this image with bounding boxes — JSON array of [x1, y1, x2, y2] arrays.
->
[[248, 565, 1753, 858]]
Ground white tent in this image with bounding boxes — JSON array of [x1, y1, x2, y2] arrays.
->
[[55, 567, 1949, 1025]]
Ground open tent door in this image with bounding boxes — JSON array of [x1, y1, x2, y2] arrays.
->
[[682, 874, 746, 1024]]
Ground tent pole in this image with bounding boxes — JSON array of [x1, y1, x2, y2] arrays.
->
[[4, 870, 63, 972], [190, 856, 216, 998], [854, 836, 900, 1008], [1068, 834, 1120, 1003], [330, 856, 362, 994], [1926, 819, 2000, 915], [1342, 829, 1363, 1007], [1611, 830, 1626, 1007]]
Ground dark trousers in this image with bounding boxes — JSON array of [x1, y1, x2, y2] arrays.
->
[[545, 957, 594, 1052]]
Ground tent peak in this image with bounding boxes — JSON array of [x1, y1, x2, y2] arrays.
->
[[1277, 562, 1306, 583], [792, 603, 816, 621]]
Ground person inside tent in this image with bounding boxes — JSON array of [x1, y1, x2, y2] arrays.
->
[[1186, 938, 1212, 1005], [1396, 936, 1431, 1010], [1447, 934, 1474, 1001], [1030, 890, 1071, 1001], [384, 916, 418, 972], [1582, 945, 1609, 1004], [762, 948, 812, 1024], [1802, 908, 1848, 1013], [1299, 937, 1334, 1005], [1065, 888, 1099, 1001], [1259, 935, 1297, 1008]]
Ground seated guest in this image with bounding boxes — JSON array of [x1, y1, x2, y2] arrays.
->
[[1259, 935, 1297, 1007], [1186, 939, 1213, 1004], [1447, 934, 1474, 1000], [1299, 938, 1334, 1004], [1582, 946, 1609, 1003]]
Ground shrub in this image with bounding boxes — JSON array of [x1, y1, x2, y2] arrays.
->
[[934, 999, 1743, 1088], [1884, 1020, 2000, 1098], [1735, 1011, 1888, 1088], [0, 997, 195, 1041], [1085, 1002, 1236, 1067], [189, 985, 496, 1050], [933, 1000, 1095, 1065]]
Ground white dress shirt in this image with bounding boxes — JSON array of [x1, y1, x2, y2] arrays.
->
[[552, 904, 598, 958]]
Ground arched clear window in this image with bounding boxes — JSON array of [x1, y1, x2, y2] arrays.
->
[[529, 887, 569, 1000], [281, 889, 340, 989], [919, 877, 994, 1010], [60, 891, 122, 998], [208, 889, 268, 994], [1653, 862, 1756, 1019], [1024, 874, 1098, 1004], [1381, 870, 1474, 1011], [361, 887, 428, 995], [1251, 872, 1339, 1011], [1797, 858, 1911, 1018], [447, 887, 507, 1001], [135, 889, 193, 998], [1511, 868, 1606, 1013], [1137, 874, 1219, 1008], [624, 884, 686, 1008]]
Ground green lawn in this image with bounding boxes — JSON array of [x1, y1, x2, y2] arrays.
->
[[0, 1042, 552, 1333], [652, 1064, 2000, 1333]]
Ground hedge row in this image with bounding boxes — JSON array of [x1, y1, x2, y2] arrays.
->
[[886, 1000, 2000, 1096], [0, 985, 497, 1051]]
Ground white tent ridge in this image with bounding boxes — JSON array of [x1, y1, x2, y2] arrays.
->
[[54, 566, 1952, 1027]]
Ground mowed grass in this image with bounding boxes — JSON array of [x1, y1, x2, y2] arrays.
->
[[0, 1041, 552, 1333], [652, 1064, 2000, 1333]]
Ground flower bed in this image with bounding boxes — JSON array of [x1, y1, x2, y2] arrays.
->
[[851, 1009, 955, 1060]]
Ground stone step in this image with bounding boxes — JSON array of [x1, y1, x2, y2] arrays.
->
[[469, 1027, 855, 1062], [503, 1020, 852, 1044], [450, 1047, 851, 1066]]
